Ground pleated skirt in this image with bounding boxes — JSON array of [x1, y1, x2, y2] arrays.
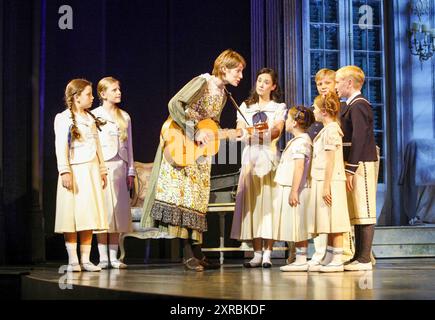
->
[[55, 156, 108, 233], [307, 180, 351, 235], [273, 186, 311, 242]]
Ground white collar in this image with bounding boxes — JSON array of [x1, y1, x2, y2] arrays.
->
[[346, 91, 362, 105], [96, 105, 117, 123], [254, 101, 275, 112], [283, 133, 311, 152]]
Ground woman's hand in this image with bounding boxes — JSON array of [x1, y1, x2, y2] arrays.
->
[[195, 129, 213, 145], [101, 174, 107, 189], [127, 176, 135, 191], [288, 190, 300, 207], [61, 173, 73, 191], [322, 183, 332, 207]]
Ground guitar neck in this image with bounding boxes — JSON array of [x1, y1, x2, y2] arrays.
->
[[218, 128, 243, 140]]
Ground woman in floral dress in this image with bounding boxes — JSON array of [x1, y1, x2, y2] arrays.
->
[[141, 49, 246, 271]]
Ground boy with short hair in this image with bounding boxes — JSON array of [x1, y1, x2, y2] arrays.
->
[[335, 66, 378, 271]]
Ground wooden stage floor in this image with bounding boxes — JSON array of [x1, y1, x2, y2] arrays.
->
[[19, 258, 435, 300]]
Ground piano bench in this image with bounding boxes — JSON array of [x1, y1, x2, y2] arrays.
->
[[119, 207, 176, 262], [203, 203, 293, 264]]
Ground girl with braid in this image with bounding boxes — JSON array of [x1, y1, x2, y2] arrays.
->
[[54, 79, 108, 272], [93, 77, 136, 269]]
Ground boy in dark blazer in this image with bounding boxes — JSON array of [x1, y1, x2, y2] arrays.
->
[[335, 66, 378, 271]]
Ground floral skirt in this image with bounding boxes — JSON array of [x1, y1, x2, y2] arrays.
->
[[151, 156, 211, 244]]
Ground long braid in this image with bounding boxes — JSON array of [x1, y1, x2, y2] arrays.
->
[[85, 109, 105, 131], [64, 79, 93, 142], [66, 95, 81, 141]]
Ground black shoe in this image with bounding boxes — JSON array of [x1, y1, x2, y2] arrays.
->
[[199, 257, 221, 270], [262, 262, 272, 268]]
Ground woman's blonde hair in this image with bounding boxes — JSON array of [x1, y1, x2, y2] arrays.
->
[[212, 49, 246, 79], [97, 77, 128, 141], [313, 91, 341, 120]]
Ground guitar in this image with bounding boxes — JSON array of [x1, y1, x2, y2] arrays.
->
[[160, 117, 268, 167]]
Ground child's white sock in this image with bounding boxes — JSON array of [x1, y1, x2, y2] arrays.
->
[[98, 243, 108, 262], [65, 242, 79, 265], [330, 247, 343, 264], [109, 244, 119, 262], [262, 250, 272, 264], [250, 251, 263, 264], [295, 247, 307, 264], [321, 246, 334, 265], [80, 244, 92, 264]]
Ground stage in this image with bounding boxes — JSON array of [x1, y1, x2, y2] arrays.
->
[[14, 258, 435, 300]]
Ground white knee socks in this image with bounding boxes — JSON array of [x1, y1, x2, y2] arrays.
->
[[98, 244, 109, 262], [80, 244, 92, 264], [65, 242, 79, 265], [109, 244, 119, 263], [250, 251, 263, 264], [262, 250, 272, 264]]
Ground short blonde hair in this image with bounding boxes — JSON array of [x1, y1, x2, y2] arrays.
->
[[336, 66, 365, 89], [315, 68, 336, 83], [212, 49, 246, 79]]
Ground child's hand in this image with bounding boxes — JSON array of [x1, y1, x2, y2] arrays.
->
[[288, 190, 300, 207], [101, 174, 107, 189], [345, 173, 354, 192], [322, 183, 332, 207], [127, 176, 135, 191], [61, 173, 73, 191]]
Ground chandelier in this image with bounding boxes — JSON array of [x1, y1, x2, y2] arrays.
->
[[409, 0, 435, 62]]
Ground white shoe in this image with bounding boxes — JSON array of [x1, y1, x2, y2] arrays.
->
[[81, 262, 102, 272], [319, 262, 344, 273], [97, 261, 109, 269], [344, 260, 372, 271], [280, 263, 308, 272], [110, 260, 127, 269], [308, 260, 322, 272], [67, 263, 81, 272]]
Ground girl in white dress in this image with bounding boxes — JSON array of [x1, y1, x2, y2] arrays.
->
[[93, 77, 136, 269], [307, 92, 351, 273], [54, 79, 108, 272], [274, 106, 315, 272], [230, 68, 286, 268]]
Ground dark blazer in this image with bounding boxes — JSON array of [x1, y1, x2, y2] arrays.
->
[[340, 94, 377, 174]]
